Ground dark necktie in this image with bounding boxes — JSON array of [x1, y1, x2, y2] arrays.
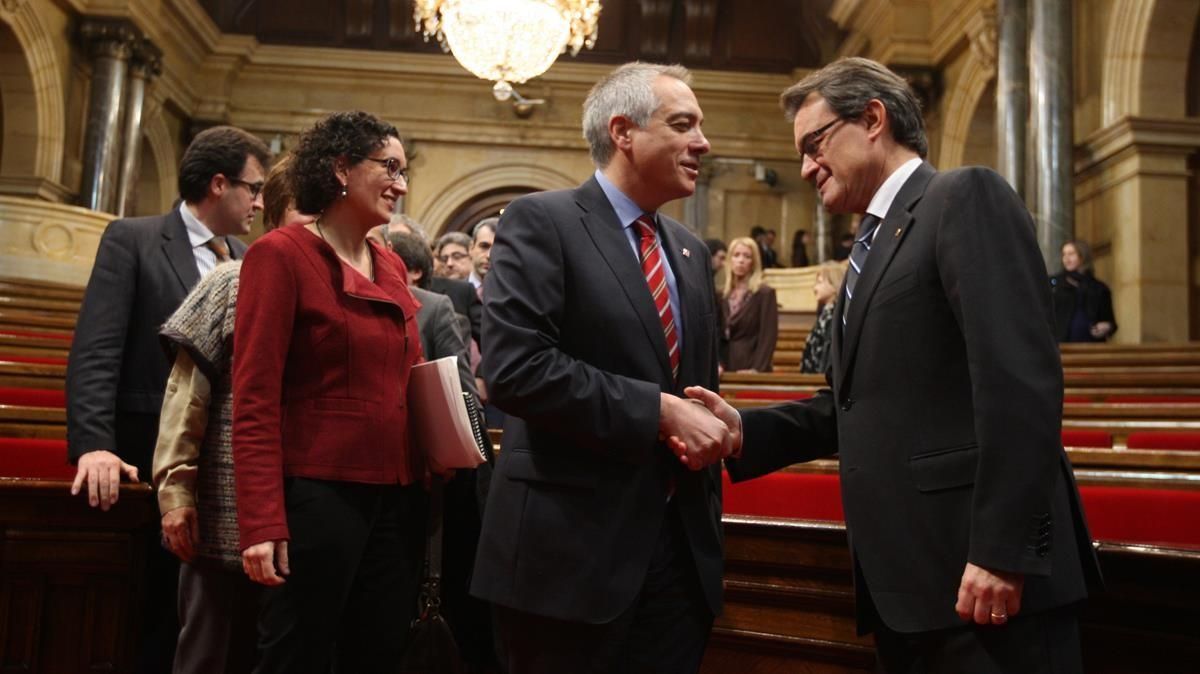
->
[[635, 214, 680, 380], [842, 213, 881, 326], [206, 237, 231, 264]]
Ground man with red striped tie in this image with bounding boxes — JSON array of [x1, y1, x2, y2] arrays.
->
[[472, 62, 732, 674]]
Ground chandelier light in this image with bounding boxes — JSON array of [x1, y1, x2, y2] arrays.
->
[[415, 0, 601, 101]]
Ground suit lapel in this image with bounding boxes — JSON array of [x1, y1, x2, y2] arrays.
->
[[576, 178, 674, 384], [836, 162, 935, 380], [161, 208, 200, 293]]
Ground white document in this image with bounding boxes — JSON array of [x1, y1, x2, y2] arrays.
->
[[408, 356, 487, 469]]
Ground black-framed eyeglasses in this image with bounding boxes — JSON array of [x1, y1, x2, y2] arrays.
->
[[227, 177, 264, 199], [359, 156, 409, 182], [800, 117, 846, 159]]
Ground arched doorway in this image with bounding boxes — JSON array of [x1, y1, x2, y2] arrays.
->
[[441, 186, 534, 235]]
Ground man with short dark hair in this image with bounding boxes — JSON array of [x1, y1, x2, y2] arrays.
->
[[686, 57, 1100, 673], [66, 125, 270, 673], [468, 216, 498, 294], [473, 61, 731, 673]]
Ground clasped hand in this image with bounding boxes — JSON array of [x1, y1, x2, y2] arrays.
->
[[659, 389, 742, 470]]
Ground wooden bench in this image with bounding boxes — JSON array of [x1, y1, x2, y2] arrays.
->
[[709, 469, 1200, 672]]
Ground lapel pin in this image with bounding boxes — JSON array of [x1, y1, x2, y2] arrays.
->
[[894, 227, 902, 238], [681, 247, 691, 258]]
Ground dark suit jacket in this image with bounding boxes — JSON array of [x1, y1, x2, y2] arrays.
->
[[428, 276, 482, 346], [471, 177, 724, 623], [66, 209, 246, 476], [729, 163, 1100, 635]]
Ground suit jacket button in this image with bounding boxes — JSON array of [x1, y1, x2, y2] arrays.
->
[[841, 397, 854, 412]]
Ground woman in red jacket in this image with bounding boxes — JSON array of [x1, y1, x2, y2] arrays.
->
[[232, 111, 424, 672]]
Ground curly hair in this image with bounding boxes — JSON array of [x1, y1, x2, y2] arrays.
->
[[290, 111, 400, 214]]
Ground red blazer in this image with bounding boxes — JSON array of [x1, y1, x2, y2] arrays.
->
[[232, 226, 423, 549]]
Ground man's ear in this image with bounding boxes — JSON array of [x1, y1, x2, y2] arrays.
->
[[610, 115, 636, 153], [208, 173, 228, 199], [863, 99, 888, 142]]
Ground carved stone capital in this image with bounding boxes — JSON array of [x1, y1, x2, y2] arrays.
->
[[966, 2, 999, 77], [130, 39, 164, 80], [77, 17, 142, 61], [892, 66, 942, 112]]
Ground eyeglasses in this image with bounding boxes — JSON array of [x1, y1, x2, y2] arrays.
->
[[438, 251, 469, 264], [799, 117, 846, 159], [359, 156, 409, 182], [227, 177, 264, 199]]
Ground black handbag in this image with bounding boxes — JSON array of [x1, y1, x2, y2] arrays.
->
[[400, 476, 466, 674]]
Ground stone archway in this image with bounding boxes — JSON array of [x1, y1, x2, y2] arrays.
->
[[417, 163, 577, 235], [0, 1, 65, 190], [938, 9, 996, 170], [1102, 0, 1200, 122]]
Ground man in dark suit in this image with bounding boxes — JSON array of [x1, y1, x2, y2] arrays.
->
[[65, 125, 270, 673], [687, 57, 1100, 673], [472, 62, 733, 673]]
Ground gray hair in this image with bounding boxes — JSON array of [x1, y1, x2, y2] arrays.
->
[[582, 62, 692, 167], [435, 230, 471, 254], [389, 213, 428, 244], [780, 57, 927, 158], [472, 217, 499, 243]]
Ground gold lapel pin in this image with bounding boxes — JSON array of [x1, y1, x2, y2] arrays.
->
[[894, 227, 902, 238]]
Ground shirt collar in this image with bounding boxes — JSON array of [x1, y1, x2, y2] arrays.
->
[[594, 169, 651, 230], [179, 201, 218, 249], [865, 157, 923, 221]]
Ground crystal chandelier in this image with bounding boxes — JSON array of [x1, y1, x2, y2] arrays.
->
[[415, 0, 601, 101]]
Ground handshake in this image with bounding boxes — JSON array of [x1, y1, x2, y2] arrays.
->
[[659, 387, 743, 470]]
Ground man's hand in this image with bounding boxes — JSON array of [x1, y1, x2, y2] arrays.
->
[[659, 393, 731, 470], [955, 562, 1024, 625], [161, 506, 200, 562], [475, 376, 489, 405], [242, 540, 289, 586], [683, 386, 743, 457], [1090, 321, 1114, 339], [70, 450, 139, 511]]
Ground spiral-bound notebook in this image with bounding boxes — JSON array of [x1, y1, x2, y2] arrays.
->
[[409, 356, 488, 468]]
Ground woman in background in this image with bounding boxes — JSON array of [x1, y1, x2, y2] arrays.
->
[[1050, 239, 1117, 342], [722, 236, 778, 372], [800, 261, 846, 375], [232, 111, 426, 672]]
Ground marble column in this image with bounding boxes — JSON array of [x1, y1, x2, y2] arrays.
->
[[814, 201, 830, 264], [115, 40, 163, 217], [77, 18, 140, 213], [996, 0, 1028, 201], [1031, 0, 1073, 271]]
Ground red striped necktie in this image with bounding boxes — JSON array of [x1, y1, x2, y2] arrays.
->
[[635, 214, 680, 381]]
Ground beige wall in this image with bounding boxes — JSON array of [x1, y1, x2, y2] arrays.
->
[[2, 0, 1200, 341]]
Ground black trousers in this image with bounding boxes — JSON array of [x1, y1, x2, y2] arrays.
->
[[119, 411, 180, 674], [173, 561, 260, 674], [873, 605, 1083, 674], [494, 499, 713, 674], [253, 479, 426, 674]]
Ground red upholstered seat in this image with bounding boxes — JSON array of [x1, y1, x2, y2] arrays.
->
[[1079, 485, 1200, 548], [0, 354, 68, 365], [1125, 431, 1200, 452], [1061, 429, 1112, 448], [1062, 395, 1092, 403], [722, 470, 844, 521], [0, 387, 66, 407], [0, 437, 74, 480], [721, 469, 1200, 549], [730, 390, 815, 401]]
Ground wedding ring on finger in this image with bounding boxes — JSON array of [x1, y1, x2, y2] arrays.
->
[[990, 608, 1008, 624]]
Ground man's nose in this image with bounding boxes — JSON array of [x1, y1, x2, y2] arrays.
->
[[800, 155, 819, 182]]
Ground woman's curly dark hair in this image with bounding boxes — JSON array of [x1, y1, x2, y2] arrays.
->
[[290, 111, 400, 214]]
